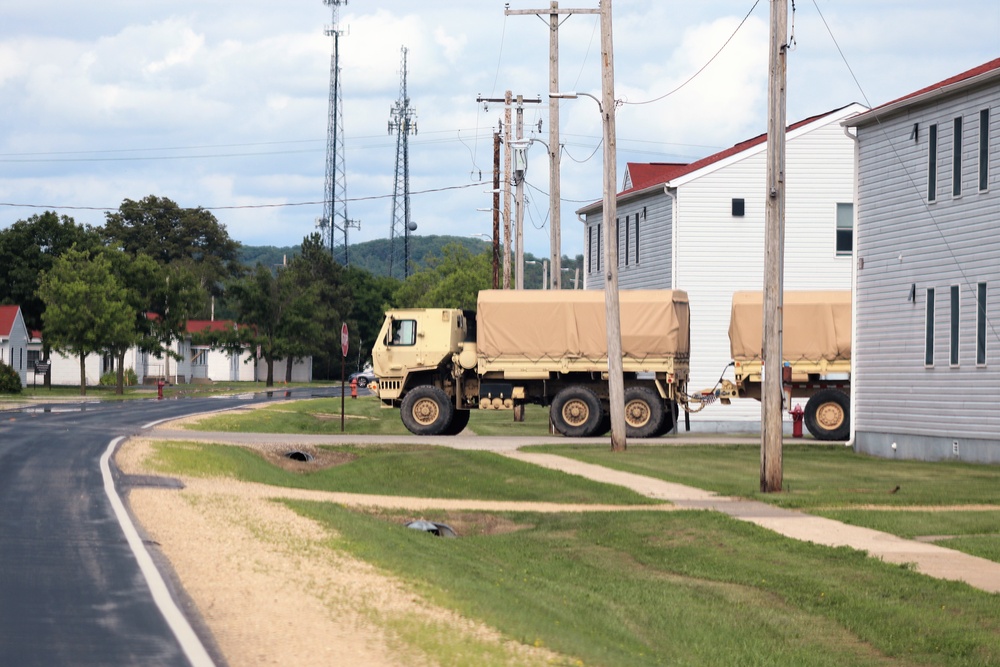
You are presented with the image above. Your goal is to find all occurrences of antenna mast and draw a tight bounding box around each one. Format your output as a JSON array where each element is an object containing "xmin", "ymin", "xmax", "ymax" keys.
[
  {"xmin": 388, "ymin": 46, "xmax": 418, "ymax": 279},
  {"xmin": 317, "ymin": 0, "xmax": 358, "ymax": 264}
]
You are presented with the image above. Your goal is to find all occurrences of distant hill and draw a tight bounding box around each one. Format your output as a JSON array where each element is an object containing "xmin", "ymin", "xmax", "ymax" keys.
[{"xmin": 240, "ymin": 235, "xmax": 583, "ymax": 288}]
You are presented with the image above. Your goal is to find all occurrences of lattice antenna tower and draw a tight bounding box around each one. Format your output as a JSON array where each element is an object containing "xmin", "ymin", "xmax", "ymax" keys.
[
  {"xmin": 387, "ymin": 46, "xmax": 418, "ymax": 279},
  {"xmin": 316, "ymin": 0, "xmax": 358, "ymax": 264}
]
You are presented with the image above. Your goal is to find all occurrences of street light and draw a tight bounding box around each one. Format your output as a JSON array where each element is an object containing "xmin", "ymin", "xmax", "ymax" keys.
[{"xmin": 551, "ymin": 80, "xmax": 626, "ymax": 451}]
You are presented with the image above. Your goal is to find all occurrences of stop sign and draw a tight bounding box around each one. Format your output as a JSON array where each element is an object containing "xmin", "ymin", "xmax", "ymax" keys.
[{"xmin": 341, "ymin": 323, "xmax": 349, "ymax": 357}]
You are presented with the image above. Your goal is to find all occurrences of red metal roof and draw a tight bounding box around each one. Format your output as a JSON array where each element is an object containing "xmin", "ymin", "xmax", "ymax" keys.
[
  {"xmin": 0, "ymin": 305, "xmax": 21, "ymax": 337},
  {"xmin": 623, "ymin": 162, "xmax": 690, "ymax": 193},
  {"xmin": 872, "ymin": 57, "xmax": 1000, "ymax": 114},
  {"xmin": 185, "ymin": 319, "xmax": 238, "ymax": 334}
]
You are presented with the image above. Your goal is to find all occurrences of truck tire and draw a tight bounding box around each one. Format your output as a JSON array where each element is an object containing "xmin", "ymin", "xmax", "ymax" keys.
[
  {"xmin": 442, "ymin": 409, "xmax": 471, "ymax": 435},
  {"xmin": 623, "ymin": 386, "xmax": 666, "ymax": 438},
  {"xmin": 804, "ymin": 389, "xmax": 850, "ymax": 441},
  {"xmin": 654, "ymin": 400, "xmax": 679, "ymax": 437},
  {"xmin": 551, "ymin": 386, "xmax": 603, "ymax": 437},
  {"xmin": 401, "ymin": 386, "xmax": 455, "ymax": 435}
]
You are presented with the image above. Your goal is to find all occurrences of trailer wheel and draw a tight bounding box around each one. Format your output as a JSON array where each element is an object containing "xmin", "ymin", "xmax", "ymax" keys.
[
  {"xmin": 804, "ymin": 389, "xmax": 850, "ymax": 441},
  {"xmin": 401, "ymin": 386, "xmax": 455, "ymax": 435},
  {"xmin": 623, "ymin": 386, "xmax": 666, "ymax": 438},
  {"xmin": 442, "ymin": 409, "xmax": 471, "ymax": 435},
  {"xmin": 551, "ymin": 386, "xmax": 603, "ymax": 437}
]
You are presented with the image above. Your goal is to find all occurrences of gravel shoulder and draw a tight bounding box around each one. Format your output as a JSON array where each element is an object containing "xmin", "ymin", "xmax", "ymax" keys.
[{"xmin": 116, "ymin": 436, "xmax": 574, "ymax": 667}]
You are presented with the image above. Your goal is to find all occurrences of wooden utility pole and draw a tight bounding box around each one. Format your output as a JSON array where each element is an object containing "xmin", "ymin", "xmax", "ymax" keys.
[
  {"xmin": 600, "ymin": 0, "xmax": 626, "ymax": 452},
  {"xmin": 505, "ymin": 2, "xmax": 599, "ymax": 289},
  {"xmin": 492, "ymin": 126, "xmax": 501, "ymax": 289},
  {"xmin": 515, "ymin": 96, "xmax": 526, "ymax": 289},
  {"xmin": 761, "ymin": 0, "xmax": 788, "ymax": 492},
  {"xmin": 503, "ymin": 90, "xmax": 513, "ymax": 289}
]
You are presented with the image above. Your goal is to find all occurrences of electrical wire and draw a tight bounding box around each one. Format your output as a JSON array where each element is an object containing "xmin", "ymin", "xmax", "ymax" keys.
[{"xmin": 624, "ymin": 0, "xmax": 762, "ymax": 106}]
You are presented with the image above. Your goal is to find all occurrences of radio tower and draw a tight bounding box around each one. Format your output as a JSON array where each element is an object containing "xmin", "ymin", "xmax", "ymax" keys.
[
  {"xmin": 317, "ymin": 0, "xmax": 358, "ymax": 264},
  {"xmin": 387, "ymin": 46, "xmax": 417, "ymax": 279}
]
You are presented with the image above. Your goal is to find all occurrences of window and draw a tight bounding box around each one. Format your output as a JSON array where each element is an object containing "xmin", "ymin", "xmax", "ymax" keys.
[
  {"xmin": 634, "ymin": 215, "xmax": 640, "ymax": 263},
  {"xmin": 597, "ymin": 223, "xmax": 602, "ymax": 271},
  {"xmin": 836, "ymin": 203, "xmax": 853, "ymax": 255},
  {"xmin": 953, "ymin": 117, "xmax": 964, "ymax": 197},
  {"xmin": 925, "ymin": 287, "xmax": 935, "ymax": 366},
  {"xmin": 950, "ymin": 285, "xmax": 960, "ymax": 366},
  {"xmin": 928, "ymin": 124, "xmax": 938, "ymax": 201},
  {"xmin": 978, "ymin": 282, "xmax": 988, "ymax": 365},
  {"xmin": 390, "ymin": 319, "xmax": 416, "ymax": 346},
  {"xmin": 732, "ymin": 198, "xmax": 745, "ymax": 216},
  {"xmin": 27, "ymin": 349, "xmax": 40, "ymax": 367},
  {"xmin": 980, "ymin": 109, "xmax": 990, "ymax": 191},
  {"xmin": 624, "ymin": 215, "xmax": 630, "ymax": 266},
  {"xmin": 587, "ymin": 226, "xmax": 593, "ymax": 273}
]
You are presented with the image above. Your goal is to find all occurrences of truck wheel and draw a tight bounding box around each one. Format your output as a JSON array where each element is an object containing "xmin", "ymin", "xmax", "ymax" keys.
[
  {"xmin": 623, "ymin": 386, "xmax": 666, "ymax": 438},
  {"xmin": 654, "ymin": 400, "xmax": 679, "ymax": 437},
  {"xmin": 804, "ymin": 389, "xmax": 850, "ymax": 441},
  {"xmin": 442, "ymin": 409, "xmax": 471, "ymax": 435},
  {"xmin": 401, "ymin": 386, "xmax": 455, "ymax": 435},
  {"xmin": 551, "ymin": 386, "xmax": 603, "ymax": 437}
]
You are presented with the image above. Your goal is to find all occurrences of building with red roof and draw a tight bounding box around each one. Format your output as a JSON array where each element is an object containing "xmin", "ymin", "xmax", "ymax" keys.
[
  {"xmin": 576, "ymin": 103, "xmax": 866, "ymax": 431},
  {"xmin": 0, "ymin": 305, "xmax": 29, "ymax": 387}
]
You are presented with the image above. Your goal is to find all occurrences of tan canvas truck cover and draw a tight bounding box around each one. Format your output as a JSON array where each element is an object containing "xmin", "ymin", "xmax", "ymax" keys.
[
  {"xmin": 728, "ymin": 290, "xmax": 851, "ymax": 362},
  {"xmin": 476, "ymin": 289, "xmax": 690, "ymax": 362}
]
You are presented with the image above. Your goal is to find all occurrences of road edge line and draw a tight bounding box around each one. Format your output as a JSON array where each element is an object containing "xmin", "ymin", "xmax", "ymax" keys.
[{"xmin": 101, "ymin": 436, "xmax": 216, "ymax": 667}]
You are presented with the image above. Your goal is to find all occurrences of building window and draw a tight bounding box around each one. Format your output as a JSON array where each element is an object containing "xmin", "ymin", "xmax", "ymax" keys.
[
  {"xmin": 978, "ymin": 282, "xmax": 988, "ymax": 365},
  {"xmin": 624, "ymin": 215, "xmax": 630, "ymax": 266},
  {"xmin": 950, "ymin": 285, "xmax": 960, "ymax": 366},
  {"xmin": 979, "ymin": 109, "xmax": 990, "ymax": 192},
  {"xmin": 27, "ymin": 349, "xmax": 40, "ymax": 367},
  {"xmin": 732, "ymin": 198, "xmax": 745, "ymax": 216},
  {"xmin": 597, "ymin": 223, "xmax": 602, "ymax": 272},
  {"xmin": 835, "ymin": 203, "xmax": 853, "ymax": 255},
  {"xmin": 928, "ymin": 124, "xmax": 938, "ymax": 202},
  {"xmin": 587, "ymin": 226, "xmax": 593, "ymax": 273},
  {"xmin": 925, "ymin": 287, "xmax": 935, "ymax": 366},
  {"xmin": 634, "ymin": 215, "xmax": 640, "ymax": 264},
  {"xmin": 953, "ymin": 117, "xmax": 963, "ymax": 197}
]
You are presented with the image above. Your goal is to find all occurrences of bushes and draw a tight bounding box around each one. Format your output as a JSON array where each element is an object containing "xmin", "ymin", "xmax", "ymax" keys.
[
  {"xmin": 99, "ymin": 367, "xmax": 138, "ymax": 387},
  {"xmin": 0, "ymin": 360, "xmax": 22, "ymax": 394}
]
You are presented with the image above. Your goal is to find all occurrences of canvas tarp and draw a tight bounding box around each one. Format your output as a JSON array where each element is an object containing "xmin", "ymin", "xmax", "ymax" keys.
[
  {"xmin": 476, "ymin": 289, "xmax": 690, "ymax": 361},
  {"xmin": 728, "ymin": 290, "xmax": 851, "ymax": 362}
]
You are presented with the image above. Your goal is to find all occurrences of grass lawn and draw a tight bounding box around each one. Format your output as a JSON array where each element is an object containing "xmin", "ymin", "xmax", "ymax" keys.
[
  {"xmin": 532, "ymin": 442, "xmax": 1000, "ymax": 563},
  {"xmin": 146, "ymin": 440, "xmax": 659, "ymax": 505},
  {"xmin": 185, "ymin": 394, "xmax": 557, "ymax": 436},
  {"xmin": 289, "ymin": 502, "xmax": 1000, "ymax": 667}
]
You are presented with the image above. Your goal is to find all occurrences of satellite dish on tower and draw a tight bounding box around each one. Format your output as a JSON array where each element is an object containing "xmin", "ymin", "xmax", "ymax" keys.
[{"xmin": 407, "ymin": 221, "xmax": 418, "ymax": 231}]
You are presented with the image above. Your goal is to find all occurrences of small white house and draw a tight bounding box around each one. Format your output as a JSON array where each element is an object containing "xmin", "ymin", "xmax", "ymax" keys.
[
  {"xmin": 0, "ymin": 305, "xmax": 29, "ymax": 387},
  {"xmin": 844, "ymin": 58, "xmax": 1000, "ymax": 463},
  {"xmin": 577, "ymin": 104, "xmax": 865, "ymax": 431}
]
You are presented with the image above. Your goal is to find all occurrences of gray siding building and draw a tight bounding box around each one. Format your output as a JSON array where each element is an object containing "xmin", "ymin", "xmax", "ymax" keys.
[{"xmin": 845, "ymin": 58, "xmax": 1000, "ymax": 463}]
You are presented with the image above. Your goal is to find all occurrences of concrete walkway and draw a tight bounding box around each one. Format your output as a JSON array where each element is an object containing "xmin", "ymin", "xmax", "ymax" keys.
[{"xmin": 148, "ymin": 428, "xmax": 1000, "ymax": 594}]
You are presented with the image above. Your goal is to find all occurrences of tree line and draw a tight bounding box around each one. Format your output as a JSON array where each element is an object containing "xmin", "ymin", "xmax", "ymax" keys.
[{"xmin": 3, "ymin": 195, "xmax": 588, "ymax": 393}]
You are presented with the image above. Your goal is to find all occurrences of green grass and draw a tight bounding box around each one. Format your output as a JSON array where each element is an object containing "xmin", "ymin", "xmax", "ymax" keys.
[
  {"xmin": 287, "ymin": 503, "xmax": 1000, "ymax": 667},
  {"xmin": 186, "ymin": 395, "xmax": 557, "ymax": 436},
  {"xmin": 146, "ymin": 440, "xmax": 660, "ymax": 505},
  {"xmin": 531, "ymin": 443, "xmax": 1000, "ymax": 509},
  {"xmin": 2, "ymin": 381, "xmax": 325, "ymax": 402}
]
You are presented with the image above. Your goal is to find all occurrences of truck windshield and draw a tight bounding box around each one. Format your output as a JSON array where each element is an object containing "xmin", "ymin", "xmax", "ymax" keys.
[{"xmin": 391, "ymin": 319, "xmax": 416, "ymax": 346}]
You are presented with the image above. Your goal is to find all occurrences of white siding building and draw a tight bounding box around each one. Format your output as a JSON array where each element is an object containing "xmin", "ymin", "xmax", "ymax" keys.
[
  {"xmin": 844, "ymin": 59, "xmax": 1000, "ymax": 463},
  {"xmin": 0, "ymin": 305, "xmax": 29, "ymax": 387},
  {"xmin": 578, "ymin": 104, "xmax": 865, "ymax": 430}
]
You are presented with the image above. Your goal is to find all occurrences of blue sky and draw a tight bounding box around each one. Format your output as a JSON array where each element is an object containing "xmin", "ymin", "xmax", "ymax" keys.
[{"xmin": 1, "ymin": 1, "xmax": 998, "ymax": 259}]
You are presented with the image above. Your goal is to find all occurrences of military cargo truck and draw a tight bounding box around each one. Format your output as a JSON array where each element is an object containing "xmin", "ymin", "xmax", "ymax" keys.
[
  {"xmin": 717, "ymin": 290, "xmax": 852, "ymax": 440},
  {"xmin": 372, "ymin": 289, "xmax": 691, "ymax": 437}
]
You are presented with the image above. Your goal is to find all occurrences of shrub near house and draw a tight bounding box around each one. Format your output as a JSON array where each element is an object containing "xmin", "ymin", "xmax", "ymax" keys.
[{"xmin": 0, "ymin": 360, "xmax": 22, "ymax": 394}]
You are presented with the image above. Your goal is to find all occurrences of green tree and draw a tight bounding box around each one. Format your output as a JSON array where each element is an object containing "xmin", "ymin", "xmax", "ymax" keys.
[
  {"xmin": 0, "ymin": 212, "xmax": 101, "ymax": 332},
  {"xmin": 38, "ymin": 248, "xmax": 133, "ymax": 395},
  {"xmin": 103, "ymin": 195, "xmax": 242, "ymax": 307},
  {"xmin": 343, "ymin": 265, "xmax": 399, "ymax": 371},
  {"xmin": 394, "ymin": 243, "xmax": 491, "ymax": 310}
]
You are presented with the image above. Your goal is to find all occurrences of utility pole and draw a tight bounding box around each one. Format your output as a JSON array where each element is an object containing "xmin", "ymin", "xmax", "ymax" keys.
[
  {"xmin": 492, "ymin": 125, "xmax": 501, "ymax": 289},
  {"xmin": 761, "ymin": 0, "xmax": 788, "ymax": 492},
  {"xmin": 477, "ymin": 92, "xmax": 541, "ymax": 289},
  {"xmin": 600, "ymin": 0, "xmax": 626, "ymax": 452},
  {"xmin": 506, "ymin": 2, "xmax": 599, "ymax": 289}
]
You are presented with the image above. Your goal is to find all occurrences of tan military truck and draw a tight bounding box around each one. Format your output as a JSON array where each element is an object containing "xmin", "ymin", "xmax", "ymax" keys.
[
  {"xmin": 372, "ymin": 289, "xmax": 691, "ymax": 437},
  {"xmin": 719, "ymin": 290, "xmax": 852, "ymax": 440}
]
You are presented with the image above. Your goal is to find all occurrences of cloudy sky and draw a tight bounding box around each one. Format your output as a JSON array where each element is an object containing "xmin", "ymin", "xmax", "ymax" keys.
[{"xmin": 1, "ymin": 1, "xmax": 998, "ymax": 261}]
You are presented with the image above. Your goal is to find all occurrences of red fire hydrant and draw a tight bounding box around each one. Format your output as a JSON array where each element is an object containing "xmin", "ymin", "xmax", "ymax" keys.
[
  {"xmin": 350, "ymin": 377, "xmax": 358, "ymax": 399},
  {"xmin": 157, "ymin": 380, "xmax": 165, "ymax": 400},
  {"xmin": 791, "ymin": 403, "xmax": 804, "ymax": 438}
]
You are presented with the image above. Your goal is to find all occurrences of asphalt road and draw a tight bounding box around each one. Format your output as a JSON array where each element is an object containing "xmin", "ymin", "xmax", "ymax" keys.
[{"xmin": 0, "ymin": 386, "xmax": 341, "ymax": 667}]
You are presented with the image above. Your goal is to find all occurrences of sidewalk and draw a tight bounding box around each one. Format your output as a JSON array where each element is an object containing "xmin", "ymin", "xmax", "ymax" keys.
[{"xmin": 147, "ymin": 428, "xmax": 1000, "ymax": 594}]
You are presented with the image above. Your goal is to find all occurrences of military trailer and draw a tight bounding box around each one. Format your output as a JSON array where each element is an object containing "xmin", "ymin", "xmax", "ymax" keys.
[
  {"xmin": 372, "ymin": 289, "xmax": 691, "ymax": 437},
  {"xmin": 718, "ymin": 290, "xmax": 852, "ymax": 440}
]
